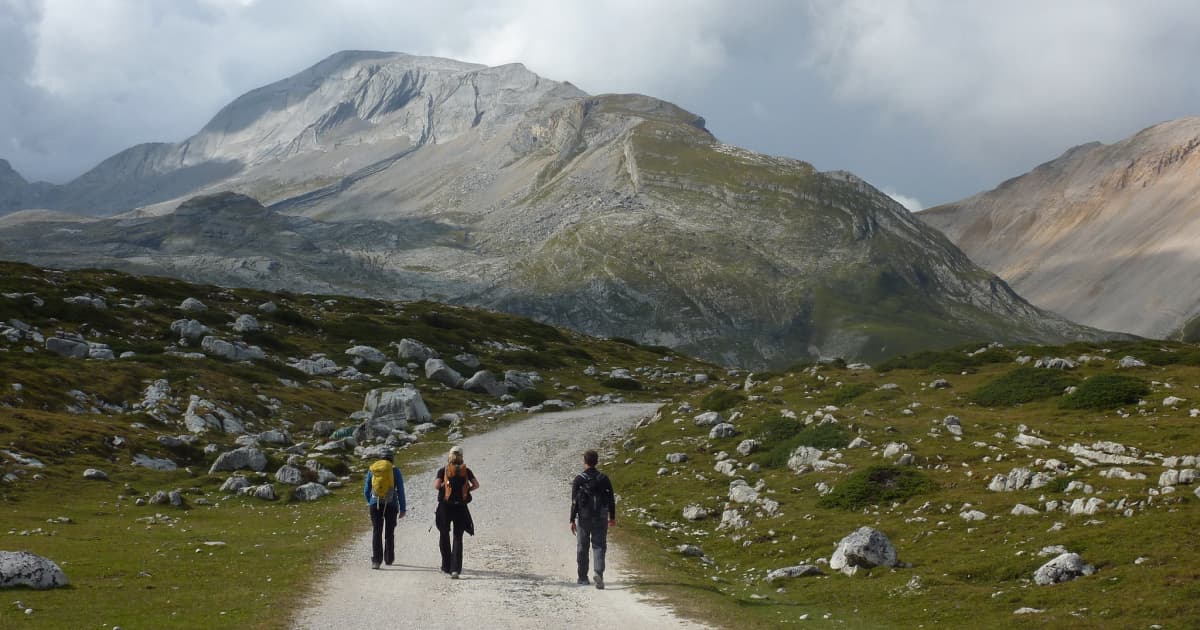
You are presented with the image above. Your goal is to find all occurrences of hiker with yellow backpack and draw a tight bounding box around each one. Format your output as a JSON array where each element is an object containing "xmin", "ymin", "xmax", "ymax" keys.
[
  {"xmin": 363, "ymin": 448, "xmax": 407, "ymax": 570},
  {"xmin": 433, "ymin": 445, "xmax": 479, "ymax": 578}
]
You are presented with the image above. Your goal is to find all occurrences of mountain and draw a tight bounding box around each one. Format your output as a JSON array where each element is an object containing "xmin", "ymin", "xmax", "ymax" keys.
[
  {"xmin": 920, "ymin": 118, "xmax": 1200, "ymax": 341},
  {"xmin": 0, "ymin": 51, "xmax": 1112, "ymax": 366}
]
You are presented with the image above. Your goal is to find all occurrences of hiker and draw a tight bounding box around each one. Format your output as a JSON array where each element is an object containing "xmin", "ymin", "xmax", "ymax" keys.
[
  {"xmin": 363, "ymin": 448, "xmax": 407, "ymax": 570},
  {"xmin": 570, "ymin": 449, "xmax": 616, "ymax": 589},
  {"xmin": 434, "ymin": 445, "xmax": 479, "ymax": 578}
]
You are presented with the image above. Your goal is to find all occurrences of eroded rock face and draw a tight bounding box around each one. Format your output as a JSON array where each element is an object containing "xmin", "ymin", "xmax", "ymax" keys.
[
  {"xmin": 829, "ymin": 527, "xmax": 899, "ymax": 576},
  {"xmin": 0, "ymin": 551, "xmax": 69, "ymax": 589}
]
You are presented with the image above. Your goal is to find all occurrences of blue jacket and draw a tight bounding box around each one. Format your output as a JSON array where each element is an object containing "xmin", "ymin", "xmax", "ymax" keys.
[{"xmin": 363, "ymin": 466, "xmax": 407, "ymax": 512}]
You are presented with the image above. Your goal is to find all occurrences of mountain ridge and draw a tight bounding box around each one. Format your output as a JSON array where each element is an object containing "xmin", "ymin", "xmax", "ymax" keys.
[
  {"xmin": 920, "ymin": 116, "xmax": 1200, "ymax": 340},
  {"xmin": 0, "ymin": 51, "xmax": 1117, "ymax": 366}
]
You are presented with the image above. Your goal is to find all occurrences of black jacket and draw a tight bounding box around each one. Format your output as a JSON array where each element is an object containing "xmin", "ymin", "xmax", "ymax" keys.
[{"xmin": 570, "ymin": 467, "xmax": 615, "ymax": 522}]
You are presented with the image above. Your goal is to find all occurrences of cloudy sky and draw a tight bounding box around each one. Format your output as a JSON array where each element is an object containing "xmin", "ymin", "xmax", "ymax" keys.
[{"xmin": 3, "ymin": 0, "xmax": 1200, "ymax": 209}]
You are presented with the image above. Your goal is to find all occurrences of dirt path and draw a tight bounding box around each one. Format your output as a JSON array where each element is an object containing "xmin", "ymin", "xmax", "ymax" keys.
[{"xmin": 294, "ymin": 403, "xmax": 711, "ymax": 630}]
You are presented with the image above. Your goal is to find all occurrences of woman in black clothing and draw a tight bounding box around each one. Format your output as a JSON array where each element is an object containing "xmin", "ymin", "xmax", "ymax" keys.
[{"xmin": 434, "ymin": 445, "xmax": 479, "ymax": 578}]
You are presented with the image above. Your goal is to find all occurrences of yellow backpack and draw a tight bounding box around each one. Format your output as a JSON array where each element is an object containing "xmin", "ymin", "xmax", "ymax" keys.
[{"xmin": 369, "ymin": 460, "xmax": 396, "ymax": 511}]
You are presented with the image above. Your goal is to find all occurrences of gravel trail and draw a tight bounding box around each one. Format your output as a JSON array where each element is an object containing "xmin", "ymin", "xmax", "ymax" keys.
[{"xmin": 294, "ymin": 403, "xmax": 711, "ymax": 630}]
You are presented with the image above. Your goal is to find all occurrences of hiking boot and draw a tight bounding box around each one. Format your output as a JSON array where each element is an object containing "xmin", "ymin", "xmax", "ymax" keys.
[
  {"xmin": 371, "ymin": 562, "xmax": 381, "ymax": 570},
  {"xmin": 594, "ymin": 574, "xmax": 604, "ymax": 590},
  {"xmin": 450, "ymin": 571, "xmax": 460, "ymax": 579},
  {"xmin": 576, "ymin": 576, "xmax": 590, "ymax": 585}
]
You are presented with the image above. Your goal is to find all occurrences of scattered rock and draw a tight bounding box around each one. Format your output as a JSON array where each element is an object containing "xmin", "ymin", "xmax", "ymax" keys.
[
  {"xmin": 219, "ymin": 476, "xmax": 251, "ymax": 493},
  {"xmin": 200, "ymin": 336, "xmax": 265, "ymax": 362},
  {"xmin": 0, "ymin": 551, "xmax": 69, "ymax": 589},
  {"xmin": 82, "ymin": 468, "xmax": 108, "ymax": 481},
  {"xmin": 709, "ymin": 423, "xmax": 738, "ymax": 439},
  {"xmin": 208, "ymin": 446, "xmax": 268, "ymax": 474},
  {"xmin": 45, "ymin": 336, "xmax": 89, "ymax": 359},
  {"xmin": 131, "ymin": 454, "xmax": 177, "ymax": 471},
  {"xmin": 693, "ymin": 411, "xmax": 723, "ymax": 427},
  {"xmin": 425, "ymin": 358, "xmax": 465, "ymax": 388},
  {"xmin": 1034, "ymin": 552, "xmax": 1095, "ymax": 585},
  {"xmin": 170, "ymin": 319, "xmax": 210, "ymax": 342},
  {"xmin": 829, "ymin": 527, "xmax": 899, "ymax": 576},
  {"xmin": 678, "ymin": 544, "xmax": 705, "ymax": 557},
  {"xmin": 1117, "ymin": 356, "xmax": 1146, "ymax": 369},
  {"xmin": 293, "ymin": 482, "xmax": 331, "ymax": 501},
  {"xmin": 179, "ymin": 298, "xmax": 207, "ymax": 312},
  {"xmin": 345, "ymin": 345, "xmax": 387, "ymax": 364},
  {"xmin": 766, "ymin": 565, "xmax": 824, "ymax": 581},
  {"xmin": 363, "ymin": 387, "xmax": 431, "ymax": 428},
  {"xmin": 931, "ymin": 379, "xmax": 951, "ymax": 389},
  {"xmin": 463, "ymin": 370, "xmax": 507, "ymax": 397},
  {"xmin": 232, "ymin": 314, "xmax": 261, "ymax": 333},
  {"xmin": 666, "ymin": 453, "xmax": 687, "ymax": 464},
  {"xmin": 682, "ymin": 505, "xmax": 709, "ymax": 521},
  {"xmin": 736, "ymin": 439, "xmax": 759, "ymax": 456},
  {"xmin": 274, "ymin": 465, "xmax": 305, "ymax": 485},
  {"xmin": 396, "ymin": 338, "xmax": 437, "ymax": 362}
]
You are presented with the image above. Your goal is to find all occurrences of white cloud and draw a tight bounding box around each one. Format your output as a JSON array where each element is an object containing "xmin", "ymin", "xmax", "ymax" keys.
[
  {"xmin": 882, "ymin": 187, "xmax": 922, "ymax": 212},
  {"xmin": 804, "ymin": 0, "xmax": 1200, "ymax": 165}
]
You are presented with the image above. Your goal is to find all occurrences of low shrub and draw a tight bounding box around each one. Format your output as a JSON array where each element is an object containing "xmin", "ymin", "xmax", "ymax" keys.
[
  {"xmin": 971, "ymin": 367, "xmax": 1078, "ymax": 407},
  {"xmin": 515, "ymin": 388, "xmax": 547, "ymax": 407},
  {"xmin": 700, "ymin": 389, "xmax": 746, "ymax": 411},
  {"xmin": 496, "ymin": 350, "xmax": 565, "ymax": 370},
  {"xmin": 602, "ymin": 377, "xmax": 642, "ymax": 390},
  {"xmin": 818, "ymin": 465, "xmax": 935, "ymax": 510},
  {"xmin": 759, "ymin": 422, "xmax": 852, "ymax": 469},
  {"xmin": 831, "ymin": 383, "xmax": 872, "ymax": 406},
  {"xmin": 1061, "ymin": 374, "xmax": 1150, "ymax": 409}
]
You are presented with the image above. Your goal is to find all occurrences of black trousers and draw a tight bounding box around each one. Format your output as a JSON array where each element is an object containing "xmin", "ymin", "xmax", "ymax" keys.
[
  {"xmin": 369, "ymin": 502, "xmax": 398, "ymax": 564},
  {"xmin": 576, "ymin": 515, "xmax": 608, "ymax": 579},
  {"xmin": 437, "ymin": 503, "xmax": 470, "ymax": 573}
]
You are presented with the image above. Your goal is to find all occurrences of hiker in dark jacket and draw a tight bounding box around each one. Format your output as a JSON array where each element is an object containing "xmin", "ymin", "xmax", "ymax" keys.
[
  {"xmin": 570, "ymin": 449, "xmax": 616, "ymax": 589},
  {"xmin": 434, "ymin": 445, "xmax": 479, "ymax": 578},
  {"xmin": 363, "ymin": 448, "xmax": 407, "ymax": 570}
]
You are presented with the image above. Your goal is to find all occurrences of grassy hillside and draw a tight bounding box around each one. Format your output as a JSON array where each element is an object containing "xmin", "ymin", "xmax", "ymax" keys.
[
  {"xmin": 0, "ymin": 261, "xmax": 712, "ymax": 628},
  {"xmin": 608, "ymin": 341, "xmax": 1200, "ymax": 628}
]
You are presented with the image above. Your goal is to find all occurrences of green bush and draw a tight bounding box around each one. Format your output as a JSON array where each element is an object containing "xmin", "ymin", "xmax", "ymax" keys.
[
  {"xmin": 602, "ymin": 377, "xmax": 642, "ymax": 390},
  {"xmin": 515, "ymin": 388, "xmax": 547, "ymax": 407},
  {"xmin": 758, "ymin": 422, "xmax": 852, "ymax": 469},
  {"xmin": 971, "ymin": 367, "xmax": 1078, "ymax": 407},
  {"xmin": 1060, "ymin": 374, "xmax": 1150, "ymax": 409},
  {"xmin": 1043, "ymin": 476, "xmax": 1071, "ymax": 493},
  {"xmin": 495, "ymin": 350, "xmax": 565, "ymax": 369},
  {"xmin": 877, "ymin": 346, "xmax": 1013, "ymax": 374},
  {"xmin": 818, "ymin": 465, "xmax": 935, "ymax": 510},
  {"xmin": 831, "ymin": 383, "xmax": 872, "ymax": 406},
  {"xmin": 700, "ymin": 389, "xmax": 746, "ymax": 411}
]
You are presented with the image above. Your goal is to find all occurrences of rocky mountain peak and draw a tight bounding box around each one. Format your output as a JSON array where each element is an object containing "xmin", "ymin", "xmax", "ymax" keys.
[{"xmin": 920, "ymin": 115, "xmax": 1200, "ymax": 340}]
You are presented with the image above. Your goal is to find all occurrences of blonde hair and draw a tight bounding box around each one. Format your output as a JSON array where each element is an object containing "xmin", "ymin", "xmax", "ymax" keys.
[{"xmin": 448, "ymin": 446, "xmax": 464, "ymax": 465}]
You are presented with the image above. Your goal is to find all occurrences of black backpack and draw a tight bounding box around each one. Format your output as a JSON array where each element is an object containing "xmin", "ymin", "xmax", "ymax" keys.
[{"xmin": 575, "ymin": 471, "xmax": 609, "ymax": 518}]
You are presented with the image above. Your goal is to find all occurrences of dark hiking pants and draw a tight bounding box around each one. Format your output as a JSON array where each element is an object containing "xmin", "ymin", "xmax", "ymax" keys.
[
  {"xmin": 438, "ymin": 504, "xmax": 469, "ymax": 573},
  {"xmin": 576, "ymin": 516, "xmax": 608, "ymax": 579},
  {"xmin": 369, "ymin": 502, "xmax": 398, "ymax": 564}
]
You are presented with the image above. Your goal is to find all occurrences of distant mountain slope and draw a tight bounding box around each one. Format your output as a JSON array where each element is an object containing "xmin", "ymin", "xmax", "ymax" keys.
[
  {"xmin": 920, "ymin": 118, "xmax": 1200, "ymax": 340},
  {"xmin": 0, "ymin": 52, "xmax": 1114, "ymax": 366}
]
